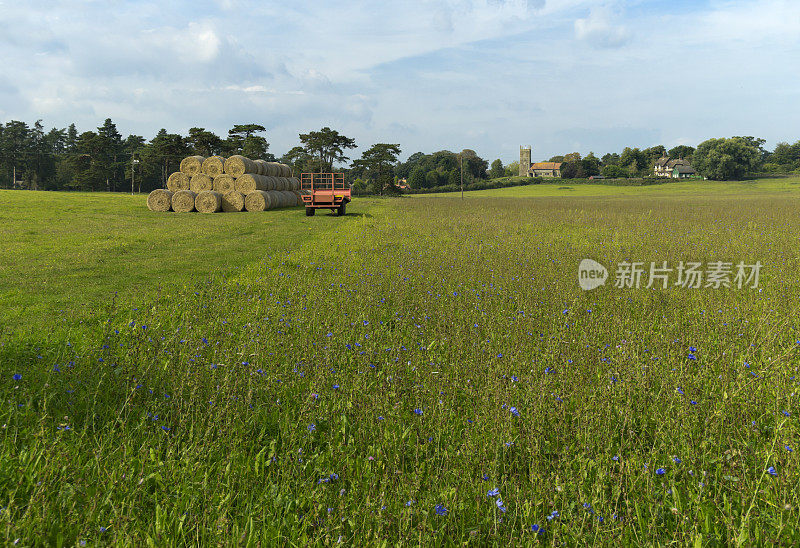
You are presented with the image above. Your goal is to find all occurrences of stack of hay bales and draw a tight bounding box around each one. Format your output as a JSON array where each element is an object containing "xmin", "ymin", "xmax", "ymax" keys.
[{"xmin": 148, "ymin": 154, "xmax": 304, "ymax": 212}]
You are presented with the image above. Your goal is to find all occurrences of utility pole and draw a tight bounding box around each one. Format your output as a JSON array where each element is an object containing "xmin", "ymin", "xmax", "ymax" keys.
[{"xmin": 131, "ymin": 155, "xmax": 139, "ymax": 195}]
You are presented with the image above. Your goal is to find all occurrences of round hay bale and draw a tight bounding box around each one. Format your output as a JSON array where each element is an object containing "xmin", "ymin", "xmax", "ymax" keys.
[
  {"xmin": 213, "ymin": 174, "xmax": 236, "ymax": 194},
  {"xmin": 147, "ymin": 189, "xmax": 173, "ymax": 211},
  {"xmin": 286, "ymin": 177, "xmax": 300, "ymax": 191},
  {"xmin": 280, "ymin": 190, "xmax": 297, "ymax": 207},
  {"xmin": 172, "ymin": 190, "xmax": 197, "ymax": 213},
  {"xmin": 167, "ymin": 172, "xmax": 191, "ymax": 192},
  {"xmin": 180, "ymin": 156, "xmax": 205, "ymax": 176},
  {"xmin": 195, "ymin": 190, "xmax": 222, "ymax": 213},
  {"xmin": 291, "ymin": 190, "xmax": 302, "ymax": 206},
  {"xmin": 221, "ymin": 191, "xmax": 245, "ymax": 212},
  {"xmin": 201, "ymin": 156, "xmax": 226, "ymax": 177},
  {"xmin": 253, "ymin": 159, "xmax": 269, "ymax": 176},
  {"xmin": 264, "ymin": 162, "xmax": 280, "ymax": 177},
  {"xmin": 245, "ymin": 190, "xmax": 271, "ymax": 212},
  {"xmin": 224, "ymin": 155, "xmax": 258, "ymax": 177},
  {"xmin": 266, "ymin": 191, "xmax": 284, "ymax": 209},
  {"xmin": 190, "ymin": 173, "xmax": 214, "ymax": 193},
  {"xmin": 235, "ymin": 174, "xmax": 270, "ymax": 193}
]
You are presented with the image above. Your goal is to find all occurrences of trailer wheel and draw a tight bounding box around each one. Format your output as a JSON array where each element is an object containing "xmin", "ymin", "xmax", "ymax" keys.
[
  {"xmin": 305, "ymin": 207, "xmax": 315, "ymax": 216},
  {"xmin": 337, "ymin": 203, "xmax": 346, "ymax": 216}
]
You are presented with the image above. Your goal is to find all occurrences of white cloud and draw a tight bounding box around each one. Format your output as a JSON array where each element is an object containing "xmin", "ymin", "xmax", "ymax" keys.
[{"xmin": 574, "ymin": 6, "xmax": 630, "ymax": 48}]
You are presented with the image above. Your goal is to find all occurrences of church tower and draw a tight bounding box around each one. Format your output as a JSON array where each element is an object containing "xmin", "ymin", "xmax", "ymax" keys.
[{"xmin": 519, "ymin": 146, "xmax": 531, "ymax": 177}]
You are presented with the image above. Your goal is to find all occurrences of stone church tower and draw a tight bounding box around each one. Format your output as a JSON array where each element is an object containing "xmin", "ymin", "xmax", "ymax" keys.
[{"xmin": 519, "ymin": 146, "xmax": 531, "ymax": 176}]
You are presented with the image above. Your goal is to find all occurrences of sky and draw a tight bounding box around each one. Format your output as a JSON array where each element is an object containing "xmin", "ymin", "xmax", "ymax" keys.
[{"xmin": 1, "ymin": 0, "xmax": 799, "ymax": 164}]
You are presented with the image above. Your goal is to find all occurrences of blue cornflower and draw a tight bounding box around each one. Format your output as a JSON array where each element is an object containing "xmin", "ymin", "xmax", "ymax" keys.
[
  {"xmin": 677, "ymin": 386, "xmax": 685, "ymax": 395},
  {"xmin": 326, "ymin": 332, "xmax": 332, "ymax": 337},
  {"xmin": 782, "ymin": 410, "xmax": 790, "ymax": 417},
  {"xmin": 612, "ymin": 455, "xmax": 619, "ymax": 461},
  {"xmin": 161, "ymin": 426, "xmax": 170, "ymax": 432},
  {"xmin": 487, "ymin": 488, "xmax": 500, "ymax": 497},
  {"xmin": 767, "ymin": 466, "xmax": 777, "ymax": 477},
  {"xmin": 406, "ymin": 500, "xmax": 414, "ymax": 507},
  {"xmin": 496, "ymin": 499, "xmax": 507, "ymax": 513},
  {"xmin": 656, "ymin": 468, "xmax": 666, "ymax": 476},
  {"xmin": 691, "ymin": 400, "xmax": 698, "ymax": 405},
  {"xmin": 689, "ymin": 346, "xmax": 697, "ymax": 352},
  {"xmin": 673, "ymin": 457, "xmax": 682, "ymax": 464},
  {"xmin": 687, "ymin": 354, "xmax": 697, "ymax": 360},
  {"xmin": 12, "ymin": 374, "xmax": 21, "ymax": 381},
  {"xmin": 510, "ymin": 407, "xmax": 520, "ymax": 417},
  {"xmin": 547, "ymin": 510, "xmax": 559, "ymax": 521},
  {"xmin": 434, "ymin": 504, "xmax": 448, "ymax": 516},
  {"xmin": 330, "ymin": 473, "xmax": 339, "ymax": 481},
  {"xmin": 414, "ymin": 408, "xmax": 423, "ymax": 415},
  {"xmin": 308, "ymin": 424, "xmax": 316, "ymax": 432},
  {"xmin": 332, "ymin": 384, "xmax": 339, "ymax": 390},
  {"xmin": 786, "ymin": 446, "xmax": 793, "ymax": 452},
  {"xmin": 482, "ymin": 474, "xmax": 490, "ymax": 481},
  {"xmin": 531, "ymin": 524, "xmax": 543, "ymax": 534}
]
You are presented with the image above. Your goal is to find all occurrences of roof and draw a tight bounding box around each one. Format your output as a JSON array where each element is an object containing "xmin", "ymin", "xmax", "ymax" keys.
[
  {"xmin": 654, "ymin": 156, "xmax": 671, "ymax": 167},
  {"xmin": 674, "ymin": 165, "xmax": 697, "ymax": 174},
  {"xmin": 529, "ymin": 162, "xmax": 562, "ymax": 170}
]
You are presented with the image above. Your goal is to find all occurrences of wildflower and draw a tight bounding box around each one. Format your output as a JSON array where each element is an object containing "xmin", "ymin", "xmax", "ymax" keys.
[
  {"xmin": 481, "ymin": 474, "xmax": 490, "ymax": 481},
  {"xmin": 687, "ymin": 354, "xmax": 697, "ymax": 360},
  {"xmin": 510, "ymin": 407, "xmax": 520, "ymax": 417},
  {"xmin": 689, "ymin": 346, "xmax": 697, "ymax": 352},
  {"xmin": 782, "ymin": 410, "xmax": 790, "ymax": 417},
  {"xmin": 531, "ymin": 524, "xmax": 543, "ymax": 534},
  {"xmin": 414, "ymin": 408, "xmax": 423, "ymax": 415},
  {"xmin": 656, "ymin": 468, "xmax": 666, "ymax": 476},
  {"xmin": 673, "ymin": 457, "xmax": 682, "ymax": 464},
  {"xmin": 767, "ymin": 466, "xmax": 777, "ymax": 477},
  {"xmin": 308, "ymin": 424, "xmax": 316, "ymax": 432},
  {"xmin": 612, "ymin": 456, "xmax": 619, "ymax": 461},
  {"xmin": 406, "ymin": 500, "xmax": 414, "ymax": 507},
  {"xmin": 785, "ymin": 446, "xmax": 793, "ymax": 452},
  {"xmin": 690, "ymin": 400, "xmax": 698, "ymax": 405},
  {"xmin": 434, "ymin": 504, "xmax": 448, "ymax": 516},
  {"xmin": 677, "ymin": 387, "xmax": 685, "ymax": 395},
  {"xmin": 487, "ymin": 488, "xmax": 500, "ymax": 497},
  {"xmin": 547, "ymin": 510, "xmax": 559, "ymax": 521},
  {"xmin": 332, "ymin": 384, "xmax": 339, "ymax": 390},
  {"xmin": 12, "ymin": 374, "xmax": 21, "ymax": 381},
  {"xmin": 496, "ymin": 499, "xmax": 507, "ymax": 512}
]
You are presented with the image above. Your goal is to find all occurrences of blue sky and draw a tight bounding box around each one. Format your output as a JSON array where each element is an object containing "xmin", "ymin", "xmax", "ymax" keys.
[{"xmin": 1, "ymin": 0, "xmax": 798, "ymax": 163}]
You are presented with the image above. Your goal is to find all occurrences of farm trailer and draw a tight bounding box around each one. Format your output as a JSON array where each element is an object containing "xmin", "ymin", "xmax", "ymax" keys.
[{"xmin": 300, "ymin": 173, "xmax": 351, "ymax": 216}]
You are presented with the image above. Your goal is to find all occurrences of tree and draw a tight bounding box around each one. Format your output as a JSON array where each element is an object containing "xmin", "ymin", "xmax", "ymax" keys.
[
  {"xmin": 602, "ymin": 165, "xmax": 628, "ymax": 178},
  {"xmin": 668, "ymin": 145, "xmax": 695, "ymax": 160},
  {"xmin": 505, "ymin": 161, "xmax": 520, "ymax": 177},
  {"xmin": 490, "ymin": 159, "xmax": 505, "ymax": 179},
  {"xmin": 298, "ymin": 127, "xmax": 356, "ymax": 172},
  {"xmin": 187, "ymin": 127, "xmax": 225, "ymax": 157},
  {"xmin": 693, "ymin": 137, "xmax": 763, "ymax": 180},
  {"xmin": 96, "ymin": 118, "xmax": 124, "ymax": 191},
  {"xmin": 1, "ymin": 120, "xmax": 31, "ymax": 188},
  {"xmin": 408, "ymin": 166, "xmax": 426, "ymax": 189},
  {"xmin": 620, "ymin": 147, "xmax": 648, "ymax": 174},
  {"xmin": 351, "ymin": 143, "xmax": 402, "ymax": 196},
  {"xmin": 549, "ymin": 155, "xmax": 565, "ymax": 163},
  {"xmin": 581, "ymin": 152, "xmax": 600, "ymax": 177},
  {"xmin": 447, "ymin": 168, "xmax": 460, "ymax": 187},
  {"xmin": 395, "ymin": 152, "xmax": 426, "ymax": 180},
  {"xmin": 281, "ymin": 146, "xmax": 313, "ymax": 175},
  {"xmin": 227, "ymin": 124, "xmax": 267, "ymax": 155},
  {"xmin": 139, "ymin": 129, "xmax": 189, "ymax": 191},
  {"xmin": 643, "ymin": 145, "xmax": 667, "ymax": 164},
  {"xmin": 560, "ymin": 161, "xmax": 585, "ymax": 179},
  {"xmin": 601, "ymin": 152, "xmax": 620, "ymax": 166},
  {"xmin": 563, "ymin": 152, "xmax": 581, "ymax": 163}
]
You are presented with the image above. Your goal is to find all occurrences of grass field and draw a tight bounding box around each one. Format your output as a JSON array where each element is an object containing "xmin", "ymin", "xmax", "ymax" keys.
[{"xmin": 2, "ymin": 179, "xmax": 800, "ymax": 545}]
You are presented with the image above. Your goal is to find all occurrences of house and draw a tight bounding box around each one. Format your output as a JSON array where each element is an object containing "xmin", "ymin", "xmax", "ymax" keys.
[
  {"xmin": 654, "ymin": 156, "xmax": 695, "ymax": 178},
  {"xmin": 672, "ymin": 165, "xmax": 698, "ymax": 179},
  {"xmin": 528, "ymin": 162, "xmax": 562, "ymax": 178}
]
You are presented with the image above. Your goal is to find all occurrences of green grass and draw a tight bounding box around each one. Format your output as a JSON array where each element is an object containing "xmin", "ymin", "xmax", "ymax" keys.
[{"xmin": 2, "ymin": 185, "xmax": 800, "ymax": 545}]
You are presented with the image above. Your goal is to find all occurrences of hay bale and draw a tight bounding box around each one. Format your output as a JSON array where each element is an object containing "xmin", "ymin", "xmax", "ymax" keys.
[
  {"xmin": 253, "ymin": 159, "xmax": 269, "ymax": 176},
  {"xmin": 147, "ymin": 189, "xmax": 173, "ymax": 211},
  {"xmin": 195, "ymin": 190, "xmax": 222, "ymax": 213},
  {"xmin": 222, "ymin": 191, "xmax": 245, "ymax": 212},
  {"xmin": 224, "ymin": 155, "xmax": 259, "ymax": 177},
  {"xmin": 213, "ymin": 174, "xmax": 236, "ymax": 194},
  {"xmin": 180, "ymin": 156, "xmax": 205, "ymax": 176},
  {"xmin": 172, "ymin": 190, "xmax": 197, "ymax": 212},
  {"xmin": 190, "ymin": 173, "xmax": 214, "ymax": 193},
  {"xmin": 265, "ymin": 191, "xmax": 284, "ymax": 209},
  {"xmin": 167, "ymin": 172, "xmax": 190, "ymax": 192},
  {"xmin": 235, "ymin": 174, "xmax": 270, "ymax": 193},
  {"xmin": 281, "ymin": 164, "xmax": 293, "ymax": 177},
  {"xmin": 280, "ymin": 190, "xmax": 298, "ymax": 207},
  {"xmin": 201, "ymin": 156, "xmax": 226, "ymax": 177},
  {"xmin": 263, "ymin": 162, "xmax": 279, "ymax": 177},
  {"xmin": 286, "ymin": 177, "xmax": 300, "ymax": 191},
  {"xmin": 245, "ymin": 190, "xmax": 272, "ymax": 211}
]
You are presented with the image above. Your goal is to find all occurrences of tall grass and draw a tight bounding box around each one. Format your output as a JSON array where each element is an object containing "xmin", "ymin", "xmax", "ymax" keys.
[{"xmin": 1, "ymin": 191, "xmax": 799, "ymax": 545}]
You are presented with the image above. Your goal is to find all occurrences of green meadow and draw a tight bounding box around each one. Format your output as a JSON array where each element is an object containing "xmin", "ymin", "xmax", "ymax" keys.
[{"xmin": 1, "ymin": 178, "xmax": 800, "ymax": 545}]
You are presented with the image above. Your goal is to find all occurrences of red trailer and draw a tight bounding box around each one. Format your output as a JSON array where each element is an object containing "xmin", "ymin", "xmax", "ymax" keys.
[{"xmin": 300, "ymin": 173, "xmax": 351, "ymax": 216}]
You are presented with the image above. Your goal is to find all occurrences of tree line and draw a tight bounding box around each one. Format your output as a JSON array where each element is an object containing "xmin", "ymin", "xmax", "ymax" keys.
[
  {"xmin": 0, "ymin": 119, "xmax": 404, "ymax": 194},
  {"xmin": 2, "ymin": 118, "xmax": 799, "ymax": 193}
]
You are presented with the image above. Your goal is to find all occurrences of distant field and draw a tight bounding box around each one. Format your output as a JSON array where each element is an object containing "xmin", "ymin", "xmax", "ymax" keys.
[
  {"xmin": 2, "ymin": 185, "xmax": 800, "ymax": 545},
  {"xmin": 0, "ymin": 190, "xmax": 384, "ymax": 334},
  {"xmin": 421, "ymin": 175, "xmax": 800, "ymax": 197}
]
